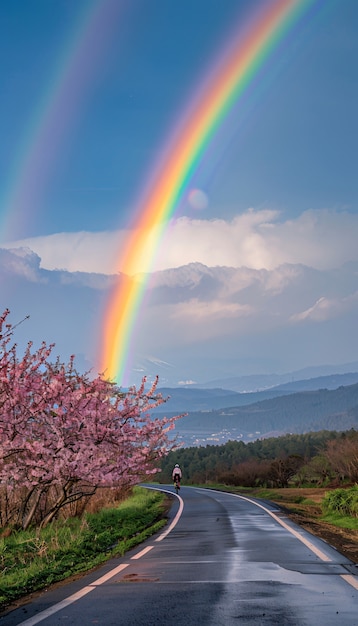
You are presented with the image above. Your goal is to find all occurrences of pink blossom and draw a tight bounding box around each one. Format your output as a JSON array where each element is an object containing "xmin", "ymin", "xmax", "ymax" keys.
[{"xmin": 0, "ymin": 310, "xmax": 182, "ymax": 529}]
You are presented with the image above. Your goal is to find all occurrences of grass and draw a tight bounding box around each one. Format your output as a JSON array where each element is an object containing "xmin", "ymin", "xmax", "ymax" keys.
[
  {"xmin": 321, "ymin": 512, "xmax": 358, "ymax": 530},
  {"xmin": 0, "ymin": 487, "xmax": 167, "ymax": 612}
]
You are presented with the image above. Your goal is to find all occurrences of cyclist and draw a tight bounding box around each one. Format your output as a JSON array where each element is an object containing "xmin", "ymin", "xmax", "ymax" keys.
[{"xmin": 172, "ymin": 463, "xmax": 182, "ymax": 490}]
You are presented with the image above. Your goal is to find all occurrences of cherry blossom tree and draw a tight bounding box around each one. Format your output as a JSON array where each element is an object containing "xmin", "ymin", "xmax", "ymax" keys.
[{"xmin": 0, "ymin": 310, "xmax": 180, "ymax": 529}]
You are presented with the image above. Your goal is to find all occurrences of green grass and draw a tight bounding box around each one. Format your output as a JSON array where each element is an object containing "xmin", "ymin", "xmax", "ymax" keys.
[
  {"xmin": 0, "ymin": 487, "xmax": 167, "ymax": 611},
  {"xmin": 321, "ymin": 512, "xmax": 358, "ymax": 530},
  {"xmin": 322, "ymin": 486, "xmax": 358, "ymax": 517}
]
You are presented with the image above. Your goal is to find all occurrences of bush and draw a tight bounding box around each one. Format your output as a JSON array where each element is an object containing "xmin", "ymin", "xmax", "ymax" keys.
[{"xmin": 322, "ymin": 485, "xmax": 358, "ymax": 517}]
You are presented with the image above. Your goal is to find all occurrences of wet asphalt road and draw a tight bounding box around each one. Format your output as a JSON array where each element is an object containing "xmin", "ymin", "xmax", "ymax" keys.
[{"xmin": 1, "ymin": 485, "xmax": 357, "ymax": 625}]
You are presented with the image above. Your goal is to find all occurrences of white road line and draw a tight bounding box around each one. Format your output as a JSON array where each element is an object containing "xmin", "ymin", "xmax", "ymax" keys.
[
  {"xmin": 196, "ymin": 487, "xmax": 358, "ymax": 592},
  {"xmin": 16, "ymin": 563, "xmax": 131, "ymax": 625},
  {"xmin": 238, "ymin": 494, "xmax": 332, "ymax": 562},
  {"xmin": 15, "ymin": 587, "xmax": 95, "ymax": 626},
  {"xmin": 142, "ymin": 485, "xmax": 184, "ymax": 541},
  {"xmin": 156, "ymin": 493, "xmax": 184, "ymax": 541},
  {"xmin": 91, "ymin": 563, "xmax": 129, "ymax": 586},
  {"xmin": 340, "ymin": 574, "xmax": 358, "ymax": 591},
  {"xmin": 131, "ymin": 545, "xmax": 154, "ymax": 559}
]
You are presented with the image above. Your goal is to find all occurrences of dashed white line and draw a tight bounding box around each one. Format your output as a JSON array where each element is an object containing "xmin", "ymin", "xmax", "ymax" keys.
[
  {"xmin": 16, "ymin": 564, "xmax": 133, "ymax": 626},
  {"xmin": 91, "ymin": 563, "xmax": 130, "ymax": 586},
  {"xmin": 14, "ymin": 587, "xmax": 95, "ymax": 626},
  {"xmin": 340, "ymin": 574, "xmax": 358, "ymax": 591},
  {"xmin": 131, "ymin": 545, "xmax": 154, "ymax": 559}
]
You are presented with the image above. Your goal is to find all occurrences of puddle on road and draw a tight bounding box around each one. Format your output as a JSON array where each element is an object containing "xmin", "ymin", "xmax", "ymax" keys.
[{"xmin": 116, "ymin": 572, "xmax": 160, "ymax": 583}]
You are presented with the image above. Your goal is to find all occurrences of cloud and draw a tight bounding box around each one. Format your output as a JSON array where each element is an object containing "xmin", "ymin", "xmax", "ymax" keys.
[
  {"xmin": 1, "ymin": 246, "xmax": 358, "ymax": 385},
  {"xmin": 4, "ymin": 208, "xmax": 358, "ymax": 275},
  {"xmin": 0, "ymin": 247, "xmax": 44, "ymax": 282},
  {"xmin": 171, "ymin": 298, "xmax": 252, "ymax": 321},
  {"xmin": 135, "ymin": 261, "xmax": 358, "ymax": 357},
  {"xmin": 0, "ymin": 246, "xmax": 114, "ymax": 290},
  {"xmin": 3, "ymin": 231, "xmax": 126, "ymax": 274}
]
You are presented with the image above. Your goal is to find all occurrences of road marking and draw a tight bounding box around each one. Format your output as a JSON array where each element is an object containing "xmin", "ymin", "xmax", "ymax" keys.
[
  {"xmin": 15, "ymin": 587, "xmax": 95, "ymax": 626},
  {"xmin": 15, "ymin": 488, "xmax": 184, "ymax": 625},
  {"xmin": 340, "ymin": 574, "xmax": 358, "ymax": 591},
  {"xmin": 91, "ymin": 563, "xmax": 129, "ymax": 586},
  {"xmin": 239, "ymin": 495, "xmax": 332, "ymax": 562},
  {"xmin": 156, "ymin": 492, "xmax": 184, "ymax": 541},
  {"xmin": 143, "ymin": 485, "xmax": 184, "ymax": 542},
  {"xmin": 16, "ymin": 564, "xmax": 132, "ymax": 625},
  {"xmin": 131, "ymin": 545, "xmax": 154, "ymax": 559},
  {"xmin": 196, "ymin": 487, "xmax": 358, "ymax": 592}
]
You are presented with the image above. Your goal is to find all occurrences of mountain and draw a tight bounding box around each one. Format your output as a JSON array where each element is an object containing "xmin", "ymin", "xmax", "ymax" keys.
[
  {"xmin": 184, "ymin": 367, "xmax": 358, "ymax": 392},
  {"xmin": 157, "ymin": 387, "xmax": 241, "ymax": 413},
  {"xmin": 158, "ymin": 372, "xmax": 358, "ymax": 414},
  {"xmin": 162, "ymin": 382, "xmax": 358, "ymax": 447},
  {"xmin": 270, "ymin": 372, "xmax": 358, "ymax": 393}
]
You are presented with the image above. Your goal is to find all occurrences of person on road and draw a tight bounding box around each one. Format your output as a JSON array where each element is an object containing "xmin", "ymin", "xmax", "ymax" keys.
[{"xmin": 172, "ymin": 463, "xmax": 182, "ymax": 488}]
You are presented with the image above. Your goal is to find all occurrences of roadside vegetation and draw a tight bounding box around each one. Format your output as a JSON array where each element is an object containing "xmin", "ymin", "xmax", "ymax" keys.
[
  {"xmin": 0, "ymin": 487, "xmax": 167, "ymax": 612},
  {"xmin": 322, "ymin": 486, "xmax": 358, "ymax": 524}
]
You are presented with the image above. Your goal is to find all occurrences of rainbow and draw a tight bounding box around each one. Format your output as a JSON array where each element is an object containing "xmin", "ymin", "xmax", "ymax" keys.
[
  {"xmin": 101, "ymin": 0, "xmax": 318, "ymax": 384},
  {"xmin": 1, "ymin": 0, "xmax": 123, "ymax": 242}
]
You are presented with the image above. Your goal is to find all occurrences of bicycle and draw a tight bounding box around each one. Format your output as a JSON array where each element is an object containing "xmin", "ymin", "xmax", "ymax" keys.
[{"xmin": 173, "ymin": 475, "xmax": 181, "ymax": 494}]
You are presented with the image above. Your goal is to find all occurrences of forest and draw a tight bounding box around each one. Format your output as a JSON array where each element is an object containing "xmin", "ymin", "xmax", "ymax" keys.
[{"xmin": 159, "ymin": 429, "xmax": 358, "ymax": 488}]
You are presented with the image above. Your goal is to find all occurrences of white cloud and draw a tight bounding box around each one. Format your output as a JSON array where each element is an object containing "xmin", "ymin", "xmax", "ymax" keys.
[
  {"xmin": 1, "ymin": 245, "xmax": 358, "ymax": 385},
  {"xmin": 171, "ymin": 298, "xmax": 252, "ymax": 321},
  {"xmin": 3, "ymin": 231, "xmax": 126, "ymax": 274},
  {"xmin": 263, "ymin": 209, "xmax": 358, "ymax": 270},
  {"xmin": 0, "ymin": 247, "xmax": 45, "ymax": 282},
  {"xmin": 4, "ymin": 208, "xmax": 358, "ymax": 275}
]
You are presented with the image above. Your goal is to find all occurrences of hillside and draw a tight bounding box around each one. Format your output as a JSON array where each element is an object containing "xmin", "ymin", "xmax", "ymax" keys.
[
  {"xmin": 186, "ymin": 368, "xmax": 358, "ymax": 393},
  {"xmin": 269, "ymin": 372, "xmax": 358, "ymax": 393},
  {"xmin": 163, "ymin": 382, "xmax": 358, "ymax": 446},
  {"xmin": 158, "ymin": 372, "xmax": 358, "ymax": 414}
]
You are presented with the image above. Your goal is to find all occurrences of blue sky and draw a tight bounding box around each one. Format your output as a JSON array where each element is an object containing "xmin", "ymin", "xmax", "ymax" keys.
[
  {"xmin": 1, "ymin": 0, "xmax": 357, "ymax": 241},
  {"xmin": 1, "ymin": 0, "xmax": 358, "ymax": 385}
]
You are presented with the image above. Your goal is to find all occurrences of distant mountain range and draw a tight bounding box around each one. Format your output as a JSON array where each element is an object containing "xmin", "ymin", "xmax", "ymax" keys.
[
  {"xmin": 181, "ymin": 365, "xmax": 358, "ymax": 392},
  {"xmin": 157, "ymin": 373, "xmax": 358, "ymax": 446},
  {"xmin": 158, "ymin": 371, "xmax": 358, "ymax": 412}
]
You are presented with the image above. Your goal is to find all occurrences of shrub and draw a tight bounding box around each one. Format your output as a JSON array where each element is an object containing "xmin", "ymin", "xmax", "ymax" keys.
[{"xmin": 322, "ymin": 485, "xmax": 358, "ymax": 517}]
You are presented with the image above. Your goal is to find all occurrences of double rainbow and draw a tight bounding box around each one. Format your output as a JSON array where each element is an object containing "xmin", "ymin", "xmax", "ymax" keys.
[
  {"xmin": 1, "ymin": 0, "xmax": 123, "ymax": 241},
  {"xmin": 101, "ymin": 0, "xmax": 317, "ymax": 384}
]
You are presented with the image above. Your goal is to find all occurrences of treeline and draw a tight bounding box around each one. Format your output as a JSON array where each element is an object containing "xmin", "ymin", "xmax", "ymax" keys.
[{"xmin": 159, "ymin": 429, "xmax": 358, "ymax": 488}]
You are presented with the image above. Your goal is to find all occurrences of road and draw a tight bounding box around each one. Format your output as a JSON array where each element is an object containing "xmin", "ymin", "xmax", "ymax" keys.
[{"xmin": 1, "ymin": 486, "xmax": 357, "ymax": 625}]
